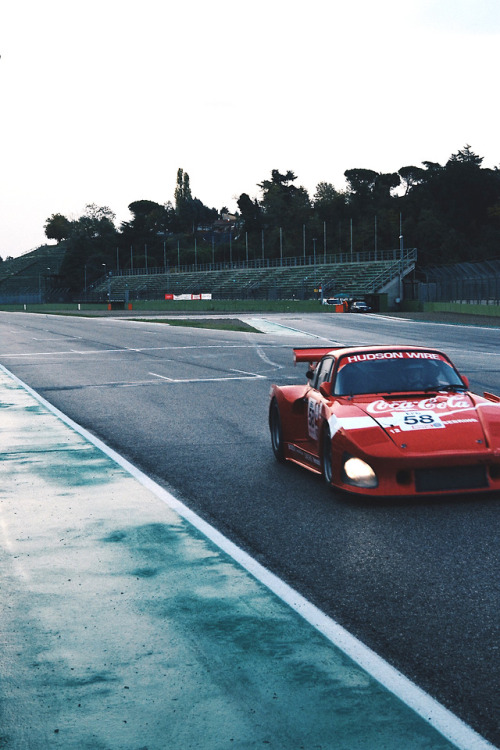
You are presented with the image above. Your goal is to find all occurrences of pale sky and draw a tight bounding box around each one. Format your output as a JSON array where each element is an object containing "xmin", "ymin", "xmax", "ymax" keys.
[{"xmin": 1, "ymin": 0, "xmax": 499, "ymax": 258}]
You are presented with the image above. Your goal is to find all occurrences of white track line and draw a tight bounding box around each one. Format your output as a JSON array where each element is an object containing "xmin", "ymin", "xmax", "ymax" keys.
[{"xmin": 1, "ymin": 364, "xmax": 496, "ymax": 750}]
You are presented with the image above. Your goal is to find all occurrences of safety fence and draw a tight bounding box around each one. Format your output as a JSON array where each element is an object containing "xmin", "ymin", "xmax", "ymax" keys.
[{"xmin": 414, "ymin": 260, "xmax": 500, "ymax": 305}]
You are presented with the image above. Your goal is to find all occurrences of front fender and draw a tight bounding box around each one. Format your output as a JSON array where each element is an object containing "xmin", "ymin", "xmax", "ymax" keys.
[{"xmin": 270, "ymin": 384, "xmax": 310, "ymax": 443}]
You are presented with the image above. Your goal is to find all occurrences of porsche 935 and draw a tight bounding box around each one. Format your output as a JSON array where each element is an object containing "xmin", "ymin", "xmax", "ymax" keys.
[{"xmin": 269, "ymin": 345, "xmax": 500, "ymax": 496}]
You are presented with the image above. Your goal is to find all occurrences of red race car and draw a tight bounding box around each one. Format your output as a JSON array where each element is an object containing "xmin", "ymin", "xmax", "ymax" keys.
[{"xmin": 269, "ymin": 345, "xmax": 500, "ymax": 496}]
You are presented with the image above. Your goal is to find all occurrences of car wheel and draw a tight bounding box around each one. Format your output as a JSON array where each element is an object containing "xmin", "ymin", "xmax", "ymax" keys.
[
  {"xmin": 269, "ymin": 399, "xmax": 285, "ymax": 462},
  {"xmin": 321, "ymin": 424, "xmax": 333, "ymax": 485}
]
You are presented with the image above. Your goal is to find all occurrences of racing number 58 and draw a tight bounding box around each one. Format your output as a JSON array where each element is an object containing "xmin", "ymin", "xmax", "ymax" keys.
[{"xmin": 404, "ymin": 414, "xmax": 435, "ymax": 425}]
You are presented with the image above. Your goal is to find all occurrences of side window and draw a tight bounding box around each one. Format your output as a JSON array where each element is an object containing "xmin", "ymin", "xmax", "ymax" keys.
[{"xmin": 313, "ymin": 357, "xmax": 333, "ymax": 390}]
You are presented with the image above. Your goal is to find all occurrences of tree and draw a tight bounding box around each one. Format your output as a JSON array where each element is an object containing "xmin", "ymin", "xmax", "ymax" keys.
[
  {"xmin": 398, "ymin": 166, "xmax": 426, "ymax": 195},
  {"xmin": 344, "ymin": 168, "xmax": 378, "ymax": 200},
  {"xmin": 83, "ymin": 203, "xmax": 116, "ymax": 223},
  {"xmin": 174, "ymin": 168, "xmax": 192, "ymax": 209},
  {"xmin": 237, "ymin": 193, "xmax": 262, "ymax": 233},
  {"xmin": 174, "ymin": 168, "xmax": 195, "ymax": 231},
  {"xmin": 373, "ymin": 173, "xmax": 401, "ymax": 204},
  {"xmin": 448, "ymin": 144, "xmax": 483, "ymax": 165},
  {"xmin": 313, "ymin": 182, "xmax": 347, "ymax": 230},
  {"xmin": 58, "ymin": 204, "xmax": 118, "ymax": 293},
  {"xmin": 144, "ymin": 201, "xmax": 176, "ymax": 237},
  {"xmin": 44, "ymin": 213, "xmax": 73, "ymax": 242},
  {"xmin": 121, "ymin": 200, "xmax": 162, "ymax": 236},
  {"xmin": 119, "ymin": 200, "xmax": 164, "ymax": 265},
  {"xmin": 76, "ymin": 204, "xmax": 116, "ymax": 239},
  {"xmin": 259, "ymin": 170, "xmax": 311, "ymax": 231}
]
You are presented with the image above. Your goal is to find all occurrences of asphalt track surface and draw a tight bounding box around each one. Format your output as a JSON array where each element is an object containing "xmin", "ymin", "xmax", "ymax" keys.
[{"xmin": 0, "ymin": 310, "xmax": 499, "ymax": 747}]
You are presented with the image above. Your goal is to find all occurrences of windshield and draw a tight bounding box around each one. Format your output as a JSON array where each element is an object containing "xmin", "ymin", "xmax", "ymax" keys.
[{"xmin": 334, "ymin": 352, "xmax": 464, "ymax": 396}]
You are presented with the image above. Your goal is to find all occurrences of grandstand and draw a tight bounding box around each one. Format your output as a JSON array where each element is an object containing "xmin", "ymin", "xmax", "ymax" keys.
[
  {"xmin": 0, "ymin": 244, "xmax": 68, "ymax": 303},
  {"xmin": 88, "ymin": 250, "xmax": 417, "ymax": 307},
  {"xmin": 0, "ymin": 245, "xmax": 417, "ymax": 308}
]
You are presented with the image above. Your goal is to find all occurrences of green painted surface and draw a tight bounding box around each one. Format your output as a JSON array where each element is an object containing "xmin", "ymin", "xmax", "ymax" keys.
[{"xmin": 0, "ymin": 369, "xmax": 463, "ymax": 749}]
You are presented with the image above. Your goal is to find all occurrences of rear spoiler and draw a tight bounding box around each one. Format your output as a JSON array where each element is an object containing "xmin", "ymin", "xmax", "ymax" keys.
[
  {"xmin": 484, "ymin": 391, "xmax": 500, "ymax": 403},
  {"xmin": 293, "ymin": 347, "xmax": 343, "ymax": 364}
]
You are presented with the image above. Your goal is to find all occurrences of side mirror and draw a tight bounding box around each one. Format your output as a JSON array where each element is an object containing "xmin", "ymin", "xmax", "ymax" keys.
[
  {"xmin": 461, "ymin": 375, "xmax": 470, "ymax": 389},
  {"xmin": 306, "ymin": 368, "xmax": 314, "ymax": 380},
  {"xmin": 319, "ymin": 381, "xmax": 332, "ymax": 398}
]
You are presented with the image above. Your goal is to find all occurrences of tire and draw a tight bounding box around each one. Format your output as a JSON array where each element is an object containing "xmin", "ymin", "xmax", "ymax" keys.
[
  {"xmin": 269, "ymin": 399, "xmax": 285, "ymax": 463},
  {"xmin": 321, "ymin": 423, "xmax": 333, "ymax": 485}
]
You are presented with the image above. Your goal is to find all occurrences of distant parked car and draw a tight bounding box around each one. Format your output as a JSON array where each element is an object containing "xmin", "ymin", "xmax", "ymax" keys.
[
  {"xmin": 323, "ymin": 298, "xmax": 349, "ymax": 311},
  {"xmin": 350, "ymin": 300, "xmax": 371, "ymax": 313}
]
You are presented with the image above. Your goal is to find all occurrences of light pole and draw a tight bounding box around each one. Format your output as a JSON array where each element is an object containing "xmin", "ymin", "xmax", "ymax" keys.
[
  {"xmin": 399, "ymin": 212, "xmax": 404, "ymax": 303},
  {"xmin": 102, "ymin": 263, "xmax": 110, "ymax": 303},
  {"xmin": 38, "ymin": 267, "xmax": 51, "ymax": 303},
  {"xmin": 313, "ymin": 238, "xmax": 317, "ymax": 288}
]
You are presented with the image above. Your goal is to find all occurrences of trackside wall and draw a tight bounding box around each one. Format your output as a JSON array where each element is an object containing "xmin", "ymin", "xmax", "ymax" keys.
[{"xmin": 404, "ymin": 301, "xmax": 500, "ymax": 318}]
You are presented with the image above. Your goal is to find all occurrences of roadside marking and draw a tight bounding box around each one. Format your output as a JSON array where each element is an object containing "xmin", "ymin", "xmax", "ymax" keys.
[
  {"xmin": 149, "ymin": 372, "xmax": 174, "ymax": 381},
  {"xmin": 367, "ymin": 314, "xmax": 415, "ymax": 322},
  {"xmin": 254, "ymin": 345, "xmax": 284, "ymax": 370},
  {"xmin": 32, "ymin": 337, "xmax": 67, "ymax": 342},
  {"xmin": 243, "ymin": 316, "xmax": 328, "ymax": 340},
  {"xmin": 0, "ymin": 343, "xmax": 289, "ymax": 359},
  {"xmin": 37, "ymin": 373, "xmax": 267, "ymax": 390},
  {"xmin": 149, "ymin": 371, "xmax": 266, "ymax": 383},
  {"xmin": 0, "ymin": 363, "xmax": 495, "ymax": 750},
  {"xmin": 368, "ymin": 313, "xmax": 500, "ymax": 330}
]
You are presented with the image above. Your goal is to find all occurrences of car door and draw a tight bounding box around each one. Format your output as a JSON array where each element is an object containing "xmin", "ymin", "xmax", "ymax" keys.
[{"xmin": 306, "ymin": 357, "xmax": 333, "ymax": 450}]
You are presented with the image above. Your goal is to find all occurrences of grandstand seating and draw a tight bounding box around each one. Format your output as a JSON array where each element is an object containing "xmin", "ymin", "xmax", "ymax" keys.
[
  {"xmin": 88, "ymin": 258, "xmax": 411, "ymax": 302},
  {"xmin": 0, "ymin": 245, "xmax": 68, "ymax": 301},
  {"xmin": 0, "ymin": 243, "xmax": 416, "ymax": 305}
]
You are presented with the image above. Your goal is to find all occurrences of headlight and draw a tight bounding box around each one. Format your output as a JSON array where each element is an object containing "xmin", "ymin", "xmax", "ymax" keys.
[{"xmin": 343, "ymin": 457, "xmax": 378, "ymax": 488}]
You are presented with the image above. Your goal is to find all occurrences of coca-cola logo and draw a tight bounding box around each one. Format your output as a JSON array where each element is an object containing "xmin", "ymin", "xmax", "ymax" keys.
[{"xmin": 367, "ymin": 395, "xmax": 470, "ymax": 414}]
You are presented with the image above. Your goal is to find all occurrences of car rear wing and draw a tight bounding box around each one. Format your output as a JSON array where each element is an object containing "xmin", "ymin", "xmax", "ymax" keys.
[
  {"xmin": 293, "ymin": 347, "xmax": 343, "ymax": 364},
  {"xmin": 484, "ymin": 391, "xmax": 500, "ymax": 402}
]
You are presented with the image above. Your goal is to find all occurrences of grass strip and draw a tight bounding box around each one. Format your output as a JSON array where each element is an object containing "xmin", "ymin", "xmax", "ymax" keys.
[{"xmin": 133, "ymin": 318, "xmax": 260, "ymax": 333}]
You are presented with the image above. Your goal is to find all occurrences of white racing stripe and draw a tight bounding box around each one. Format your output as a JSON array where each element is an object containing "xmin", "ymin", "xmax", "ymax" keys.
[
  {"xmin": 328, "ymin": 414, "xmax": 376, "ymax": 436},
  {"xmin": 0, "ymin": 364, "xmax": 496, "ymax": 750}
]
